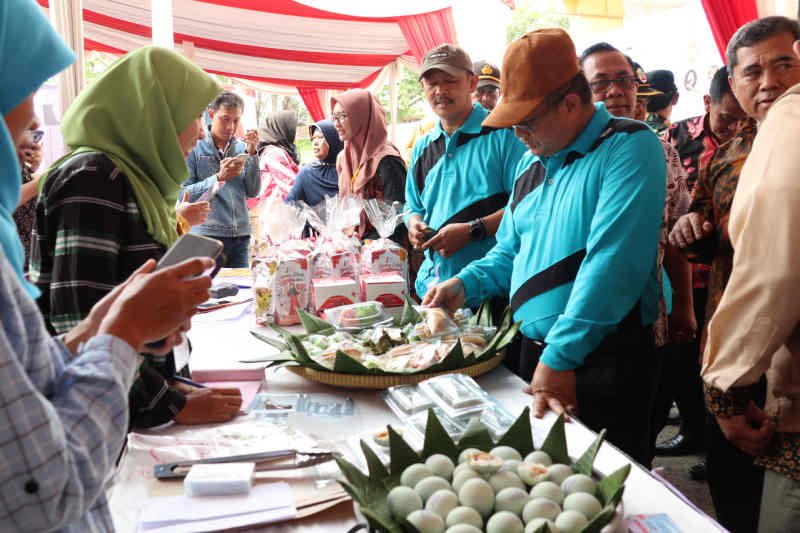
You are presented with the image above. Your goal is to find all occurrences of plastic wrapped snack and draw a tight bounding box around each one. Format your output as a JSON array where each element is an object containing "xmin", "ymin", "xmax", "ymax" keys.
[
  {"xmin": 361, "ymin": 199, "xmax": 409, "ymax": 284},
  {"xmin": 418, "ymin": 374, "xmax": 488, "ymax": 418},
  {"xmin": 415, "ymin": 307, "xmax": 460, "ymax": 338},
  {"xmin": 324, "ymin": 301, "xmax": 393, "ymax": 331},
  {"xmin": 384, "ymin": 385, "xmax": 434, "ymax": 417},
  {"xmin": 252, "ymin": 249, "xmax": 310, "ymax": 326}
]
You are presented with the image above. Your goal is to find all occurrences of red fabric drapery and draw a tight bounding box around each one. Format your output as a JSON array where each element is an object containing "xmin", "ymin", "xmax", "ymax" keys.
[
  {"xmin": 297, "ymin": 87, "xmax": 326, "ymax": 122},
  {"xmin": 701, "ymin": 0, "xmax": 759, "ymax": 62},
  {"xmin": 397, "ymin": 8, "xmax": 458, "ymax": 65}
]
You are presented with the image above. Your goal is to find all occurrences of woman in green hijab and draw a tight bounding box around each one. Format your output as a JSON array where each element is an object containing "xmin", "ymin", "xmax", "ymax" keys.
[{"xmin": 29, "ymin": 46, "xmax": 243, "ymax": 428}]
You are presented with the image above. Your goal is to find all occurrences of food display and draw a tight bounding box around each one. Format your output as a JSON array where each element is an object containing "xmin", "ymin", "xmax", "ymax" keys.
[
  {"xmin": 361, "ymin": 273, "xmax": 407, "ymax": 309},
  {"xmin": 250, "ymin": 298, "xmax": 519, "ymax": 380},
  {"xmin": 311, "ymin": 278, "xmax": 360, "ymax": 314},
  {"xmin": 336, "ymin": 409, "xmax": 630, "ymax": 533}
]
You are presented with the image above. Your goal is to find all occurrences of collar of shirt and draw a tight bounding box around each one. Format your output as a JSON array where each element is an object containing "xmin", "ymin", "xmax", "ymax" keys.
[
  {"xmin": 537, "ymin": 102, "xmax": 610, "ymax": 173},
  {"xmin": 429, "ymin": 102, "xmax": 488, "ymax": 142},
  {"xmin": 205, "ymin": 128, "xmax": 232, "ymax": 158}
]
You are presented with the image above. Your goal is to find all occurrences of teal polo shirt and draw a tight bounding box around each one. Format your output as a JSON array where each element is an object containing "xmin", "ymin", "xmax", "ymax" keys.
[
  {"xmin": 405, "ymin": 103, "xmax": 527, "ymax": 299},
  {"xmin": 458, "ymin": 103, "xmax": 666, "ymax": 371}
]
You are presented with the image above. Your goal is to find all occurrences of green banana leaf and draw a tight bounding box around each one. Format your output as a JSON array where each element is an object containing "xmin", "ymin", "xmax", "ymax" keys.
[
  {"xmin": 336, "ymin": 410, "xmax": 630, "ymax": 532},
  {"xmin": 249, "ymin": 299, "xmax": 521, "ymax": 375}
]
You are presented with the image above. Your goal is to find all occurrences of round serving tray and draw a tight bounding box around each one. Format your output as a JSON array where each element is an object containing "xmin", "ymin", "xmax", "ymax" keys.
[{"xmin": 286, "ymin": 352, "xmax": 505, "ymax": 389}]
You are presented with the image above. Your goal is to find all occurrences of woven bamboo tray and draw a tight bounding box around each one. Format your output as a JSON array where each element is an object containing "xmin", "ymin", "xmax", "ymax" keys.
[{"xmin": 286, "ymin": 351, "xmax": 505, "ymax": 389}]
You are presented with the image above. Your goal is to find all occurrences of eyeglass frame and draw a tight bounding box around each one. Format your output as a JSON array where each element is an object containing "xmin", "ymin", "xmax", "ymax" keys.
[
  {"xmin": 588, "ymin": 76, "xmax": 638, "ymax": 95},
  {"xmin": 332, "ymin": 112, "xmax": 348, "ymax": 124},
  {"xmin": 512, "ymin": 85, "xmax": 572, "ymax": 134}
]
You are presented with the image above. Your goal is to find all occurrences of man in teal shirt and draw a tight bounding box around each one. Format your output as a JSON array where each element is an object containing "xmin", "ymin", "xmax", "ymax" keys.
[
  {"xmin": 405, "ymin": 44, "xmax": 527, "ymax": 301},
  {"xmin": 425, "ymin": 29, "xmax": 666, "ymax": 466}
]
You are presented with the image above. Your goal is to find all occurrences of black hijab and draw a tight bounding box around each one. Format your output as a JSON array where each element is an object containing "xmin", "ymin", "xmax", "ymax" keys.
[{"xmin": 258, "ymin": 110, "xmax": 299, "ymax": 164}]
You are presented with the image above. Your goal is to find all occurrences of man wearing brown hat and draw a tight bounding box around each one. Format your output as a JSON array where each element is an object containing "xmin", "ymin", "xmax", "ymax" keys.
[
  {"xmin": 473, "ymin": 60, "xmax": 501, "ymax": 111},
  {"xmin": 405, "ymin": 44, "xmax": 527, "ymax": 312},
  {"xmin": 424, "ymin": 29, "xmax": 667, "ymax": 466}
]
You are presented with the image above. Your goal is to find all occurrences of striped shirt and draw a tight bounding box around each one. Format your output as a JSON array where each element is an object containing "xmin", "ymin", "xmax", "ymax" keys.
[
  {"xmin": 29, "ymin": 152, "xmax": 187, "ymax": 427},
  {"xmin": 0, "ymin": 251, "xmax": 139, "ymax": 532}
]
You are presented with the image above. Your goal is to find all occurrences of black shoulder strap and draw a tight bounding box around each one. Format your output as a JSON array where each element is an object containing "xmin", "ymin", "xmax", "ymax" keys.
[
  {"xmin": 413, "ymin": 135, "xmax": 446, "ymax": 193},
  {"xmin": 510, "ymin": 249, "xmax": 587, "ymax": 313},
  {"xmin": 511, "ymin": 161, "xmax": 546, "ymax": 212},
  {"xmin": 437, "ymin": 191, "xmax": 509, "ymax": 230}
]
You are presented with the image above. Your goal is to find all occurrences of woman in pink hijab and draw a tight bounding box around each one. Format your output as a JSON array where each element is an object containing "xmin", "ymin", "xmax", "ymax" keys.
[{"xmin": 331, "ymin": 89, "xmax": 406, "ymax": 241}]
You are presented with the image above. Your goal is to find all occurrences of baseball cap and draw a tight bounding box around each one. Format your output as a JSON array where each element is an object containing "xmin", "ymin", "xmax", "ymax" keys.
[
  {"xmin": 474, "ymin": 60, "xmax": 501, "ymax": 89},
  {"xmin": 483, "ymin": 28, "xmax": 580, "ymax": 128},
  {"xmin": 634, "ymin": 62, "xmax": 662, "ymax": 97},
  {"xmin": 420, "ymin": 44, "xmax": 473, "ymax": 80},
  {"xmin": 646, "ymin": 69, "xmax": 677, "ymax": 94}
]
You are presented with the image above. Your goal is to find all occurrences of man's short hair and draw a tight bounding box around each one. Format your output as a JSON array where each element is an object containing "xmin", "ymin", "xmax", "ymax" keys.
[
  {"xmin": 579, "ymin": 42, "xmax": 636, "ymax": 75},
  {"xmin": 726, "ymin": 16, "xmax": 800, "ymax": 75},
  {"xmin": 548, "ymin": 72, "xmax": 593, "ymax": 106},
  {"xmin": 709, "ymin": 66, "xmax": 734, "ymax": 103},
  {"xmin": 210, "ymin": 91, "xmax": 244, "ymax": 111}
]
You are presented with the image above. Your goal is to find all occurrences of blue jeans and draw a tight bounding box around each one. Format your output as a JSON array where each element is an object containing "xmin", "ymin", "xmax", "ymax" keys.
[{"xmin": 216, "ymin": 236, "xmax": 250, "ymax": 268}]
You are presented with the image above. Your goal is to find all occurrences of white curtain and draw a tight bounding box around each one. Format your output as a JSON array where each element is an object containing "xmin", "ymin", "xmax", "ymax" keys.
[{"xmin": 49, "ymin": 0, "xmax": 85, "ymax": 116}]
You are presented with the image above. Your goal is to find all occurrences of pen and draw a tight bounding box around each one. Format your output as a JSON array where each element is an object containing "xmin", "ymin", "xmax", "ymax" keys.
[{"xmin": 172, "ymin": 375, "xmax": 207, "ymax": 388}]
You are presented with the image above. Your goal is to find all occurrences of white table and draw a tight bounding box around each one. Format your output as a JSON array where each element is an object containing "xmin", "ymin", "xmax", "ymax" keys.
[{"xmin": 110, "ymin": 304, "xmax": 724, "ymax": 532}]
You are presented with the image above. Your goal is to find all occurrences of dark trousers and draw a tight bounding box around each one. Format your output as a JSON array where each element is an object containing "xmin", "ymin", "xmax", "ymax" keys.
[
  {"xmin": 706, "ymin": 378, "xmax": 766, "ymax": 533},
  {"xmin": 516, "ymin": 325, "xmax": 659, "ymax": 468},
  {"xmin": 215, "ymin": 235, "xmax": 250, "ymax": 268},
  {"xmin": 651, "ymin": 288, "xmax": 708, "ymax": 446}
]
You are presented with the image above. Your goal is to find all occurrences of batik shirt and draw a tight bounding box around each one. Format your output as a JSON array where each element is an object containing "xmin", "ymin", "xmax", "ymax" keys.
[
  {"xmin": 686, "ymin": 121, "xmax": 757, "ymax": 348},
  {"xmin": 665, "ymin": 114, "xmax": 720, "ymax": 290}
]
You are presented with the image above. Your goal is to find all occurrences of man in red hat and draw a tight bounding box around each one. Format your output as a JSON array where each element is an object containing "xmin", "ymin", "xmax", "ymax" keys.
[{"xmin": 425, "ymin": 28, "xmax": 666, "ymax": 466}]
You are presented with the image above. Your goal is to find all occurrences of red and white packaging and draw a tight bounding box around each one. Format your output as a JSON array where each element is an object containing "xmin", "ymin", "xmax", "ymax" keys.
[
  {"xmin": 311, "ymin": 248, "xmax": 359, "ymax": 281},
  {"xmin": 253, "ymin": 251, "xmax": 310, "ymax": 326},
  {"xmin": 311, "ymin": 278, "xmax": 360, "ymax": 314},
  {"xmin": 361, "ymin": 272, "xmax": 407, "ymax": 309},
  {"xmin": 361, "ymin": 239, "xmax": 408, "ymax": 282}
]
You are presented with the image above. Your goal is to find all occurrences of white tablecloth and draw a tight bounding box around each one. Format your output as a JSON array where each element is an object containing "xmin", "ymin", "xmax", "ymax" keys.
[{"xmin": 109, "ymin": 305, "xmax": 724, "ymax": 532}]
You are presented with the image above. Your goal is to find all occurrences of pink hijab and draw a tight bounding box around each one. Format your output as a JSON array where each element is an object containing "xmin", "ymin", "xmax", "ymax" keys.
[{"xmin": 332, "ymin": 89, "xmax": 401, "ymax": 197}]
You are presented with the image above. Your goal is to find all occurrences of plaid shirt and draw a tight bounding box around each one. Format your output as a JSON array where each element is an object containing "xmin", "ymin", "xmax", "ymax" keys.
[
  {"xmin": 0, "ymin": 252, "xmax": 139, "ymax": 532},
  {"xmin": 29, "ymin": 152, "xmax": 187, "ymax": 428}
]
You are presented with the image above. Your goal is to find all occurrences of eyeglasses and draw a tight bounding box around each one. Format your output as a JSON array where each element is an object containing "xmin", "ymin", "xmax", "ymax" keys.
[
  {"xmin": 512, "ymin": 88, "xmax": 569, "ymax": 134},
  {"xmin": 588, "ymin": 77, "xmax": 637, "ymax": 94},
  {"xmin": 332, "ymin": 112, "xmax": 348, "ymax": 124},
  {"xmin": 31, "ymin": 130, "xmax": 44, "ymax": 143}
]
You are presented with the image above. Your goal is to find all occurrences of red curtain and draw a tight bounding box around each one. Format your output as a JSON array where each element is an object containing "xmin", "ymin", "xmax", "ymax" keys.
[
  {"xmin": 701, "ymin": 0, "xmax": 759, "ymax": 62},
  {"xmin": 297, "ymin": 87, "xmax": 326, "ymax": 122},
  {"xmin": 397, "ymin": 8, "xmax": 458, "ymax": 65}
]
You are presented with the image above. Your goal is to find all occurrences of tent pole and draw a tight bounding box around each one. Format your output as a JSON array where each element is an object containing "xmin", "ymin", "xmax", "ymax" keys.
[
  {"xmin": 389, "ymin": 60, "xmax": 399, "ymax": 143},
  {"xmin": 50, "ymin": 0, "xmax": 85, "ymax": 115},
  {"xmin": 152, "ymin": 0, "xmax": 175, "ymax": 49}
]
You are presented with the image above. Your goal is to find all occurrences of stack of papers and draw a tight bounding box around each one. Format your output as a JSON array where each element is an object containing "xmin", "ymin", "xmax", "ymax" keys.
[{"xmin": 138, "ymin": 482, "xmax": 297, "ymax": 532}]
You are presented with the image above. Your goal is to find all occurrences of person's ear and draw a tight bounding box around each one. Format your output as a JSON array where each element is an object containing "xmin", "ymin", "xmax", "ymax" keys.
[
  {"xmin": 793, "ymin": 40, "xmax": 800, "ymax": 60},
  {"xmin": 468, "ymin": 73, "xmax": 478, "ymax": 93},
  {"xmin": 672, "ymin": 92, "xmax": 679, "ymax": 105},
  {"xmin": 703, "ymin": 94, "xmax": 711, "ymax": 114}
]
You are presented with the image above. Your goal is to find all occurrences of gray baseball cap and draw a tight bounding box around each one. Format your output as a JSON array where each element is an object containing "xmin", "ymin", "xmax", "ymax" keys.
[{"xmin": 419, "ymin": 44, "xmax": 473, "ymax": 80}]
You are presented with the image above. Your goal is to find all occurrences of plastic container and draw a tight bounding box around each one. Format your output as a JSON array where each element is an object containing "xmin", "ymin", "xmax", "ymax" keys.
[
  {"xmin": 324, "ymin": 301, "xmax": 393, "ymax": 331},
  {"xmin": 384, "ymin": 384, "xmax": 434, "ymax": 417},
  {"xmin": 418, "ymin": 374, "xmax": 489, "ymax": 419}
]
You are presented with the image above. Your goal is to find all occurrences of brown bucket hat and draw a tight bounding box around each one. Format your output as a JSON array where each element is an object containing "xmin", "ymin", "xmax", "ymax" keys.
[{"xmin": 483, "ymin": 28, "xmax": 580, "ymax": 128}]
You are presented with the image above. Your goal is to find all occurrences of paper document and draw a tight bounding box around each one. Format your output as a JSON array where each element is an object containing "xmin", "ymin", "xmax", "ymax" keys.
[{"xmin": 138, "ymin": 481, "xmax": 296, "ymax": 532}]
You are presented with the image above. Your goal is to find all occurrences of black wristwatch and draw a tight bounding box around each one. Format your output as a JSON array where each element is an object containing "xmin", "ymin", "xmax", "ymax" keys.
[{"xmin": 469, "ymin": 218, "xmax": 487, "ymax": 241}]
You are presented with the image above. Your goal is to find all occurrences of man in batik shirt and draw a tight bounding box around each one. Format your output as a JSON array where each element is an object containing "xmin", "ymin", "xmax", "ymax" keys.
[{"xmin": 668, "ymin": 16, "xmax": 800, "ymax": 533}]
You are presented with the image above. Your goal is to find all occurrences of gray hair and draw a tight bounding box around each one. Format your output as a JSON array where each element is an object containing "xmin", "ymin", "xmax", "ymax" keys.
[{"xmin": 726, "ymin": 16, "xmax": 800, "ymax": 75}]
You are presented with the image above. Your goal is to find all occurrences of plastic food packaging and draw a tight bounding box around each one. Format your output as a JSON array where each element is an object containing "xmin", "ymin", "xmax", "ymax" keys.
[
  {"xmin": 324, "ymin": 301, "xmax": 393, "ymax": 331},
  {"xmin": 418, "ymin": 374, "xmax": 489, "ymax": 418},
  {"xmin": 415, "ymin": 307, "xmax": 460, "ymax": 338},
  {"xmin": 478, "ymin": 398, "xmax": 517, "ymax": 440},
  {"xmin": 384, "ymin": 384, "xmax": 434, "ymax": 417},
  {"xmin": 361, "ymin": 199, "xmax": 409, "ymax": 284},
  {"xmin": 407, "ymin": 407, "xmax": 466, "ymax": 440},
  {"xmin": 311, "ymin": 278, "xmax": 360, "ymax": 314},
  {"xmin": 361, "ymin": 272, "xmax": 407, "ymax": 308},
  {"xmin": 253, "ymin": 250, "xmax": 310, "ymax": 326},
  {"xmin": 247, "ymin": 392, "xmax": 302, "ymax": 416}
]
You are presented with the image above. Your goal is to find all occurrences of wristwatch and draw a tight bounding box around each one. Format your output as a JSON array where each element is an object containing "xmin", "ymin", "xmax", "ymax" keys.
[{"xmin": 469, "ymin": 218, "xmax": 487, "ymax": 241}]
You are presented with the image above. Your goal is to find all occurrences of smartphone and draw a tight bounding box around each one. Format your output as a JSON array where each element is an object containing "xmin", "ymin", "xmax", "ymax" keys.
[
  {"xmin": 231, "ymin": 153, "xmax": 250, "ymax": 164},
  {"xmin": 156, "ymin": 233, "xmax": 223, "ymax": 272}
]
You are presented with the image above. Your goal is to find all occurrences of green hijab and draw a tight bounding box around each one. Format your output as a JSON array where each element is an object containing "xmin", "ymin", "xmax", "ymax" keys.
[{"xmin": 52, "ymin": 46, "xmax": 220, "ymax": 246}]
